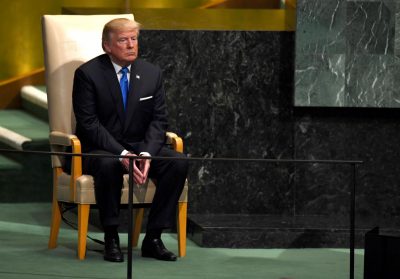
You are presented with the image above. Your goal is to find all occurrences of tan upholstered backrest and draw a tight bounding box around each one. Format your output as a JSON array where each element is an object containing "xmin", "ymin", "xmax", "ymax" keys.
[{"xmin": 42, "ymin": 14, "xmax": 134, "ymax": 134}]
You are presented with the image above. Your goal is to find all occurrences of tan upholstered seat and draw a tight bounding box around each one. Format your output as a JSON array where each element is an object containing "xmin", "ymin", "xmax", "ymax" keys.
[{"xmin": 42, "ymin": 14, "xmax": 188, "ymax": 260}]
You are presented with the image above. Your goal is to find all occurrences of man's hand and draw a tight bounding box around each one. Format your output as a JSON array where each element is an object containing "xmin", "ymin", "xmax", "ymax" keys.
[
  {"xmin": 137, "ymin": 156, "xmax": 151, "ymax": 184},
  {"xmin": 121, "ymin": 152, "xmax": 151, "ymax": 185}
]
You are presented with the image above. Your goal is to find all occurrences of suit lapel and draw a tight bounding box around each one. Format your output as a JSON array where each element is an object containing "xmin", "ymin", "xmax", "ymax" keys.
[
  {"xmin": 124, "ymin": 60, "xmax": 143, "ymax": 132},
  {"xmin": 100, "ymin": 55, "xmax": 125, "ymax": 124}
]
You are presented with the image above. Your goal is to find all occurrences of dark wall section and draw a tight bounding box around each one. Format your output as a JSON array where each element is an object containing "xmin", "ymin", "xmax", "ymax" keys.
[{"xmin": 140, "ymin": 30, "xmax": 400, "ymax": 230}]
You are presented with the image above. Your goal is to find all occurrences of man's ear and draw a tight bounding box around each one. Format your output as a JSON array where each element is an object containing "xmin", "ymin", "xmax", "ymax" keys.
[{"xmin": 103, "ymin": 41, "xmax": 111, "ymax": 53}]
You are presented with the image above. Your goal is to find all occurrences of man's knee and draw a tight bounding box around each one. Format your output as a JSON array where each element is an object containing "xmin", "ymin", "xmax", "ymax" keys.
[
  {"xmin": 97, "ymin": 158, "xmax": 121, "ymax": 171},
  {"xmin": 95, "ymin": 157, "xmax": 123, "ymax": 175},
  {"xmin": 172, "ymin": 153, "xmax": 188, "ymax": 176}
]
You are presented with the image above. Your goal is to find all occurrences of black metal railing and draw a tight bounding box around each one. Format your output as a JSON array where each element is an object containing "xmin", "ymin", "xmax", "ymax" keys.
[{"xmin": 0, "ymin": 148, "xmax": 363, "ymax": 279}]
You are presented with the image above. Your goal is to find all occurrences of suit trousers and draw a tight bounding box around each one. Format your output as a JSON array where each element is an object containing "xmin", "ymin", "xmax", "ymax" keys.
[{"xmin": 82, "ymin": 147, "xmax": 188, "ymax": 230}]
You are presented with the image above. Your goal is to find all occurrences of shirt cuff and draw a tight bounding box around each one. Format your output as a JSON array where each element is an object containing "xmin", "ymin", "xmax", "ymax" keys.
[
  {"xmin": 139, "ymin": 152, "xmax": 151, "ymax": 158},
  {"xmin": 120, "ymin": 149, "xmax": 129, "ymax": 161},
  {"xmin": 120, "ymin": 150, "xmax": 151, "ymax": 161}
]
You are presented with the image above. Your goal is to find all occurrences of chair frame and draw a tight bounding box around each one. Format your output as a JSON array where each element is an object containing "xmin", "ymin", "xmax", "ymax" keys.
[{"xmin": 47, "ymin": 131, "xmax": 187, "ymax": 260}]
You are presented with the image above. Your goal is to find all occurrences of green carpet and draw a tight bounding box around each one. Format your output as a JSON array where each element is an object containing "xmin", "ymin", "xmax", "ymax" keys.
[{"xmin": 0, "ymin": 203, "xmax": 364, "ymax": 279}]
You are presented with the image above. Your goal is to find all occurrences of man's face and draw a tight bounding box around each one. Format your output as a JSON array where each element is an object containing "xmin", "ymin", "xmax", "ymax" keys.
[{"xmin": 104, "ymin": 28, "xmax": 139, "ymax": 66}]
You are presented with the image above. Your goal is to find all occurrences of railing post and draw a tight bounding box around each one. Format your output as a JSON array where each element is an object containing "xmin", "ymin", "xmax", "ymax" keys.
[
  {"xmin": 127, "ymin": 157, "xmax": 134, "ymax": 279},
  {"xmin": 350, "ymin": 163, "xmax": 356, "ymax": 279}
]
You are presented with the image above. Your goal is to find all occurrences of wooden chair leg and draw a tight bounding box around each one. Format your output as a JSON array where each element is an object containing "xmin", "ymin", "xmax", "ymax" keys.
[
  {"xmin": 177, "ymin": 201, "xmax": 187, "ymax": 257},
  {"xmin": 49, "ymin": 168, "xmax": 62, "ymax": 249},
  {"xmin": 48, "ymin": 200, "xmax": 62, "ymax": 249},
  {"xmin": 77, "ymin": 204, "xmax": 90, "ymax": 260},
  {"xmin": 132, "ymin": 208, "xmax": 144, "ymax": 247}
]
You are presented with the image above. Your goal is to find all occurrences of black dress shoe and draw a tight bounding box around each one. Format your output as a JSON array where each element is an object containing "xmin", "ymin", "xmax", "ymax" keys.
[
  {"xmin": 104, "ymin": 238, "xmax": 124, "ymax": 262},
  {"xmin": 141, "ymin": 238, "xmax": 177, "ymax": 261}
]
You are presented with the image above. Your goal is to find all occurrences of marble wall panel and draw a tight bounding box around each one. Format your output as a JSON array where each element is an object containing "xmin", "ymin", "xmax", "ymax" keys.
[
  {"xmin": 346, "ymin": 54, "xmax": 398, "ymax": 107},
  {"xmin": 294, "ymin": 113, "xmax": 400, "ymax": 226},
  {"xmin": 346, "ymin": 1, "xmax": 395, "ymax": 55},
  {"xmin": 392, "ymin": 58, "xmax": 400, "ymax": 103},
  {"xmin": 294, "ymin": 116, "xmax": 355, "ymax": 223},
  {"xmin": 296, "ymin": 0, "xmax": 346, "ymax": 55},
  {"xmin": 295, "ymin": 0, "xmax": 400, "ymax": 107},
  {"xmin": 140, "ymin": 31, "xmax": 295, "ymax": 214},
  {"xmin": 395, "ymin": 2, "xmax": 400, "ymax": 56},
  {"xmin": 295, "ymin": 54, "xmax": 345, "ymax": 106}
]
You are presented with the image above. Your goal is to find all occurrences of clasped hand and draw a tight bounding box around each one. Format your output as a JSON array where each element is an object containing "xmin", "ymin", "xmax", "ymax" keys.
[{"xmin": 121, "ymin": 152, "xmax": 150, "ymax": 185}]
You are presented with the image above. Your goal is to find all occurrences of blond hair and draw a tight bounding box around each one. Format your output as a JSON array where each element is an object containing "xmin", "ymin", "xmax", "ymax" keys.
[{"xmin": 102, "ymin": 18, "xmax": 141, "ymax": 50}]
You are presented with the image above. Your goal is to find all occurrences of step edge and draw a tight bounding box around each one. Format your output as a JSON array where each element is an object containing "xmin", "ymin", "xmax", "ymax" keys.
[
  {"xmin": 0, "ymin": 126, "xmax": 32, "ymax": 150},
  {"xmin": 21, "ymin": 85, "xmax": 48, "ymax": 110}
]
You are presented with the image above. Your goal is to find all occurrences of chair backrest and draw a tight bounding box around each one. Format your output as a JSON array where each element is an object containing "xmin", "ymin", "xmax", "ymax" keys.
[{"xmin": 42, "ymin": 14, "xmax": 134, "ymax": 135}]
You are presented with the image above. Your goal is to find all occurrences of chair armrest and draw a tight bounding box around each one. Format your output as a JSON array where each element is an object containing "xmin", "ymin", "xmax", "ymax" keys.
[
  {"xmin": 166, "ymin": 132, "xmax": 183, "ymax": 153},
  {"xmin": 49, "ymin": 131, "xmax": 82, "ymax": 201},
  {"xmin": 49, "ymin": 131, "xmax": 82, "ymax": 176},
  {"xmin": 49, "ymin": 131, "xmax": 78, "ymax": 146}
]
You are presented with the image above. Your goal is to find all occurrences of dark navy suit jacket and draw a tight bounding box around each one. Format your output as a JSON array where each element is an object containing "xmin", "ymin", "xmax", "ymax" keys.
[{"xmin": 72, "ymin": 54, "xmax": 168, "ymax": 156}]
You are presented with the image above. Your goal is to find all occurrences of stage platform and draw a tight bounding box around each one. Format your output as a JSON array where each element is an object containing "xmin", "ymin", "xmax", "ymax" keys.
[{"xmin": 187, "ymin": 214, "xmax": 400, "ymax": 249}]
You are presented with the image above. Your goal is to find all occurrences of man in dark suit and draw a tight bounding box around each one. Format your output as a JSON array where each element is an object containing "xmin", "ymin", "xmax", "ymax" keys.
[{"xmin": 72, "ymin": 18, "xmax": 188, "ymax": 263}]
